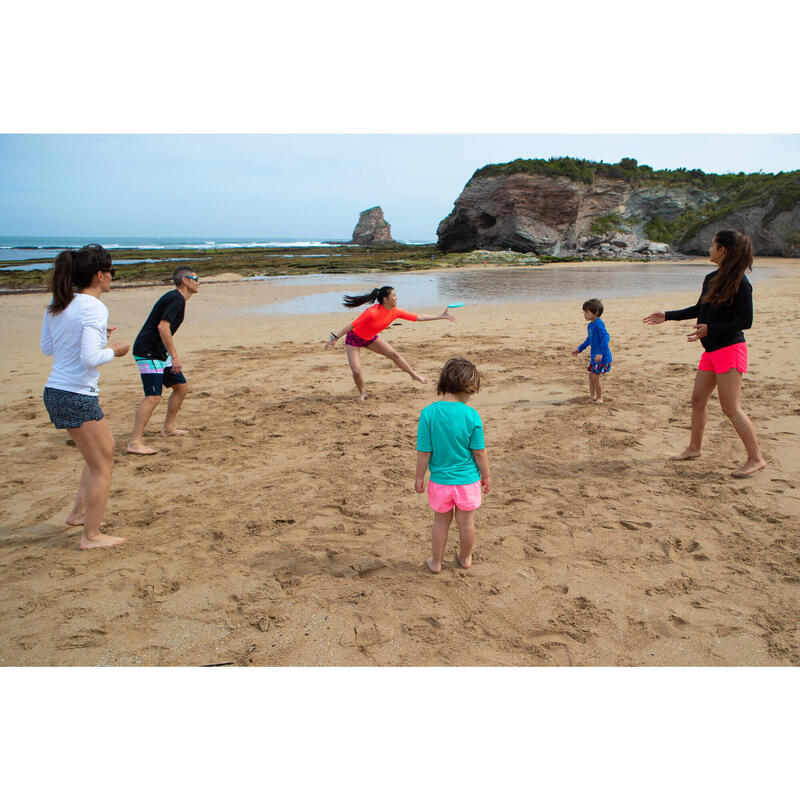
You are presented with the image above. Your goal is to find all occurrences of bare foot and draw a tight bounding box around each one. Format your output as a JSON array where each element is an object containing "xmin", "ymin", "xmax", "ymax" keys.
[
  {"xmin": 79, "ymin": 533, "xmax": 128, "ymax": 550},
  {"xmin": 425, "ymin": 557, "xmax": 442, "ymax": 574},
  {"xmin": 160, "ymin": 428, "xmax": 189, "ymax": 437},
  {"xmin": 595, "ymin": 398, "xmax": 604, "ymax": 404},
  {"xmin": 66, "ymin": 516, "xmax": 104, "ymax": 528},
  {"xmin": 412, "ymin": 374, "xmax": 428, "ymax": 385},
  {"xmin": 359, "ymin": 393, "xmax": 367, "ymax": 402},
  {"xmin": 732, "ymin": 458, "xmax": 766, "ymax": 478},
  {"xmin": 669, "ymin": 448, "xmax": 702, "ymax": 461},
  {"xmin": 126, "ymin": 442, "xmax": 159, "ymax": 455},
  {"xmin": 456, "ymin": 553, "xmax": 472, "ymax": 569}
]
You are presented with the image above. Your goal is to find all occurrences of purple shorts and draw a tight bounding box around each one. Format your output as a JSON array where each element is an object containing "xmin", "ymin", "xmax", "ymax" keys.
[
  {"xmin": 427, "ymin": 480, "xmax": 482, "ymax": 513},
  {"xmin": 698, "ymin": 342, "xmax": 748, "ymax": 374},
  {"xmin": 345, "ymin": 330, "xmax": 378, "ymax": 348}
]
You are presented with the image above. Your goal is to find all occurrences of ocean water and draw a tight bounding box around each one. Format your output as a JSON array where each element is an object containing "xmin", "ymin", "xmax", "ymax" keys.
[
  {"xmin": 5, "ymin": 256, "xmax": 214, "ymax": 272},
  {"xmin": 249, "ymin": 263, "xmax": 773, "ymax": 314},
  {"xmin": 0, "ymin": 236, "xmax": 432, "ymax": 268}
]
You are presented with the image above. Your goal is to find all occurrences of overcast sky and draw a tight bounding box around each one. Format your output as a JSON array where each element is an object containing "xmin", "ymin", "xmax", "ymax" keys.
[{"xmin": 1, "ymin": 134, "xmax": 798, "ymax": 241}]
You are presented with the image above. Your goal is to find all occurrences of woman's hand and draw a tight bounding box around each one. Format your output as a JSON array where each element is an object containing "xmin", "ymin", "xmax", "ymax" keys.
[
  {"xmin": 594, "ymin": 353, "xmax": 602, "ymax": 363},
  {"xmin": 325, "ymin": 339, "xmax": 337, "ymax": 350},
  {"xmin": 481, "ymin": 474, "xmax": 493, "ymax": 494},
  {"xmin": 571, "ymin": 349, "xmax": 579, "ymax": 356},
  {"xmin": 642, "ymin": 311, "xmax": 666, "ymax": 325},
  {"xmin": 441, "ymin": 310, "xmax": 455, "ymax": 321},
  {"xmin": 687, "ymin": 323, "xmax": 708, "ymax": 342},
  {"xmin": 112, "ymin": 341, "xmax": 130, "ymax": 357},
  {"xmin": 414, "ymin": 477, "xmax": 425, "ymax": 494}
]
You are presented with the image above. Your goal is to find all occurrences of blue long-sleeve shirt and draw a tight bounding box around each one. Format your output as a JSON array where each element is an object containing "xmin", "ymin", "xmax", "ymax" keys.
[{"xmin": 577, "ymin": 318, "xmax": 612, "ymax": 363}]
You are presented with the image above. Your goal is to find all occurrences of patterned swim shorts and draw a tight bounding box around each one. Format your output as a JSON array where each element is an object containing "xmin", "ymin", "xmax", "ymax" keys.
[
  {"xmin": 134, "ymin": 356, "xmax": 187, "ymax": 396},
  {"xmin": 345, "ymin": 330, "xmax": 379, "ymax": 348},
  {"xmin": 43, "ymin": 387, "xmax": 104, "ymax": 429},
  {"xmin": 588, "ymin": 362, "xmax": 612, "ymax": 375}
]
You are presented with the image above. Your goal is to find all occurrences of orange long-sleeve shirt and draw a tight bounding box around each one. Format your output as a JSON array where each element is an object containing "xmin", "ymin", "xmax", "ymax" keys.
[{"xmin": 351, "ymin": 305, "xmax": 418, "ymax": 339}]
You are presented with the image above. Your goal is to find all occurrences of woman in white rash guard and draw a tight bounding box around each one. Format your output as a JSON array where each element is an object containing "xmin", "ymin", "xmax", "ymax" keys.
[{"xmin": 41, "ymin": 244, "xmax": 130, "ymax": 549}]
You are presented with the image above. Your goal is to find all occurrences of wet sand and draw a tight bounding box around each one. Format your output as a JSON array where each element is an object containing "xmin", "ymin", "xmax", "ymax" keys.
[{"xmin": 1, "ymin": 260, "xmax": 798, "ymax": 665}]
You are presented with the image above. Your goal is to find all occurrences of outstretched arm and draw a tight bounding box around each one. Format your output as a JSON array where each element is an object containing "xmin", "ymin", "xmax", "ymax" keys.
[
  {"xmin": 325, "ymin": 322, "xmax": 354, "ymax": 349},
  {"xmin": 415, "ymin": 309, "xmax": 455, "ymax": 322},
  {"xmin": 572, "ymin": 334, "xmax": 591, "ymax": 355}
]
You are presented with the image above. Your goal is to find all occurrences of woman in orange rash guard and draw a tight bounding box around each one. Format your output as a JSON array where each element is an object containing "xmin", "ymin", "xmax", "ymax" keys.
[{"xmin": 325, "ymin": 286, "xmax": 455, "ymax": 401}]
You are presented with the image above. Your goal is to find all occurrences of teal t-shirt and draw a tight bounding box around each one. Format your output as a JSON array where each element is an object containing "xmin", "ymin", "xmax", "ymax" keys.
[{"xmin": 416, "ymin": 400, "xmax": 485, "ymax": 485}]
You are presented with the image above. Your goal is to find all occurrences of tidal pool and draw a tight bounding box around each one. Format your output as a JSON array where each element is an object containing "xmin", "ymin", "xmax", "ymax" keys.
[{"xmin": 249, "ymin": 263, "xmax": 772, "ymax": 315}]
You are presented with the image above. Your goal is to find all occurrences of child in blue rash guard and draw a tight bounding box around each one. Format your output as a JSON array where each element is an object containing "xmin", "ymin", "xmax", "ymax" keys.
[{"xmin": 571, "ymin": 297, "xmax": 612, "ymax": 402}]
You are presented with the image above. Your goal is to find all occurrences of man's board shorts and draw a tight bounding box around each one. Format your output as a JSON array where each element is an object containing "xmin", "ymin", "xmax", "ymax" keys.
[
  {"xmin": 698, "ymin": 342, "xmax": 748, "ymax": 374},
  {"xmin": 345, "ymin": 330, "xmax": 379, "ymax": 348},
  {"xmin": 427, "ymin": 480, "xmax": 482, "ymax": 513},
  {"xmin": 588, "ymin": 361, "xmax": 612, "ymax": 375},
  {"xmin": 43, "ymin": 387, "xmax": 104, "ymax": 429},
  {"xmin": 134, "ymin": 356, "xmax": 187, "ymax": 396}
]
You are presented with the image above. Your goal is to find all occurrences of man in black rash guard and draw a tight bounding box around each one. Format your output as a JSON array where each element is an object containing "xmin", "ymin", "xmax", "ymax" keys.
[{"xmin": 126, "ymin": 266, "xmax": 199, "ymax": 455}]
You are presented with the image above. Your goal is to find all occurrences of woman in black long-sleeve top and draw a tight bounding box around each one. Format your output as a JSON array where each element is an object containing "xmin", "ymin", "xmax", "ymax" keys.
[{"xmin": 643, "ymin": 230, "xmax": 766, "ymax": 477}]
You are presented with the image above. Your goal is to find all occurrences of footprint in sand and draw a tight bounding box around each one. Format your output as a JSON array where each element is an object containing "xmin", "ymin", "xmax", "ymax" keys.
[
  {"xmin": 48, "ymin": 566, "xmax": 77, "ymax": 579},
  {"xmin": 57, "ymin": 628, "xmax": 108, "ymax": 649}
]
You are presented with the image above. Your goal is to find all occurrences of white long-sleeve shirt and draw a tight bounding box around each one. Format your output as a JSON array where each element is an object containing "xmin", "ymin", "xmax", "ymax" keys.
[{"xmin": 41, "ymin": 293, "xmax": 115, "ymax": 395}]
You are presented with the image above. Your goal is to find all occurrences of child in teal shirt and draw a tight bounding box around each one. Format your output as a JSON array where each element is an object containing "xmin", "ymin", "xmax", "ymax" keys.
[{"xmin": 415, "ymin": 358, "xmax": 493, "ymax": 573}]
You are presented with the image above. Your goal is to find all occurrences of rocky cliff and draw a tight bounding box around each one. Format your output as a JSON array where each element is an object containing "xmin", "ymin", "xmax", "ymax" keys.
[
  {"xmin": 436, "ymin": 158, "xmax": 800, "ymax": 257},
  {"xmin": 350, "ymin": 206, "xmax": 394, "ymax": 245}
]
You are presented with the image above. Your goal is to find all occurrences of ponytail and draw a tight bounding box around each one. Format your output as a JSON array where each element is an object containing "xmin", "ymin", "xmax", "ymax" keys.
[
  {"xmin": 48, "ymin": 244, "xmax": 112, "ymax": 314},
  {"xmin": 342, "ymin": 285, "xmax": 394, "ymax": 309},
  {"xmin": 49, "ymin": 250, "xmax": 76, "ymax": 314},
  {"xmin": 702, "ymin": 230, "xmax": 753, "ymax": 307}
]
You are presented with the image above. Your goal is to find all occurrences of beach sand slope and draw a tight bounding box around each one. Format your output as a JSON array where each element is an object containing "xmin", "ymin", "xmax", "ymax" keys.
[{"xmin": 1, "ymin": 265, "xmax": 798, "ymax": 666}]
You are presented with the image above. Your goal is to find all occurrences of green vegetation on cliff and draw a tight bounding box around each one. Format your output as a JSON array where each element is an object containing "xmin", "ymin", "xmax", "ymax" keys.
[
  {"xmin": 589, "ymin": 214, "xmax": 627, "ymax": 236},
  {"xmin": 472, "ymin": 156, "xmax": 800, "ymax": 247},
  {"xmin": 473, "ymin": 156, "xmax": 800, "ymax": 193}
]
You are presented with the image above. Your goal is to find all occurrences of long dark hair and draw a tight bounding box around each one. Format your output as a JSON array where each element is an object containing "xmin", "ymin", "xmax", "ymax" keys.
[
  {"xmin": 701, "ymin": 230, "xmax": 753, "ymax": 307},
  {"xmin": 342, "ymin": 286, "xmax": 393, "ymax": 309},
  {"xmin": 49, "ymin": 244, "xmax": 112, "ymax": 314}
]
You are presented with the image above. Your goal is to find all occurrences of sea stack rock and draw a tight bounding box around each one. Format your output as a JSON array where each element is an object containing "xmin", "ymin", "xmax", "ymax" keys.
[{"xmin": 350, "ymin": 206, "xmax": 395, "ymax": 245}]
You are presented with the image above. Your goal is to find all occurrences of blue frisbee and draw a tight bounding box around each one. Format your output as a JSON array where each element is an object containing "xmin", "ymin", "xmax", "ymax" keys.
[{"xmin": 447, "ymin": 302, "xmax": 465, "ymax": 308}]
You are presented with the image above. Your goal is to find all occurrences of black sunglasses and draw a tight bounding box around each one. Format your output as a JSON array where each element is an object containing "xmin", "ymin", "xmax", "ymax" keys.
[{"xmin": 102, "ymin": 268, "xmax": 117, "ymax": 277}]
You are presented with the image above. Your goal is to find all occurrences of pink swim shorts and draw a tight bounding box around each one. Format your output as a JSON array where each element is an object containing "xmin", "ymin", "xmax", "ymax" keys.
[
  {"xmin": 698, "ymin": 342, "xmax": 748, "ymax": 374},
  {"xmin": 427, "ymin": 480, "xmax": 482, "ymax": 513}
]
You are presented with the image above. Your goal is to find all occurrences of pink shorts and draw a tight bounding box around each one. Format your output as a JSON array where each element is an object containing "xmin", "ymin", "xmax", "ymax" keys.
[
  {"xmin": 427, "ymin": 480, "xmax": 482, "ymax": 513},
  {"xmin": 698, "ymin": 342, "xmax": 748, "ymax": 374}
]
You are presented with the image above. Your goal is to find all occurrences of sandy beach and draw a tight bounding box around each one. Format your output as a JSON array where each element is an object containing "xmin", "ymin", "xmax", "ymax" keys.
[{"xmin": 1, "ymin": 259, "xmax": 798, "ymax": 666}]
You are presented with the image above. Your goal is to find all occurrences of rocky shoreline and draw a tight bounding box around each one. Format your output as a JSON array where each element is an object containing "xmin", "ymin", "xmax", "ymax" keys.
[{"xmin": 0, "ymin": 241, "xmax": 693, "ymax": 293}]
